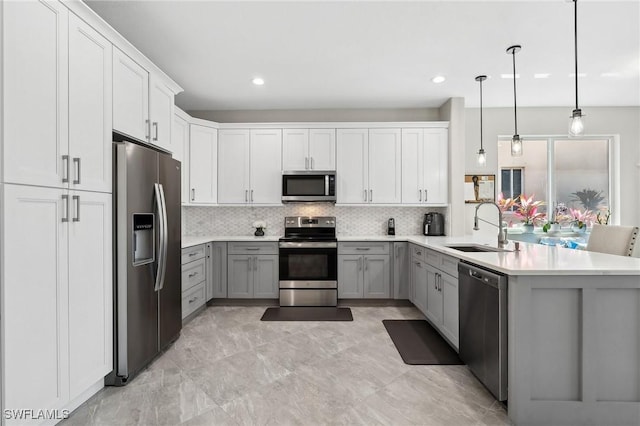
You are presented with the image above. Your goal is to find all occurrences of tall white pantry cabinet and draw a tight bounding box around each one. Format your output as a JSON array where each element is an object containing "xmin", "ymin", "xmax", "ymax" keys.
[{"xmin": 0, "ymin": 0, "xmax": 181, "ymax": 423}]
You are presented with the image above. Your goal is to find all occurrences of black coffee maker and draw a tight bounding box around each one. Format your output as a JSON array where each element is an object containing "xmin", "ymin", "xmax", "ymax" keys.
[{"xmin": 423, "ymin": 212, "xmax": 444, "ymax": 236}]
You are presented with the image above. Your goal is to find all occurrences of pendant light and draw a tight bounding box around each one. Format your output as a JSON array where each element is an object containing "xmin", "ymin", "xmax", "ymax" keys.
[
  {"xmin": 569, "ymin": 0, "xmax": 585, "ymax": 137},
  {"xmin": 475, "ymin": 75, "xmax": 487, "ymax": 167},
  {"xmin": 507, "ymin": 45, "xmax": 523, "ymax": 157}
]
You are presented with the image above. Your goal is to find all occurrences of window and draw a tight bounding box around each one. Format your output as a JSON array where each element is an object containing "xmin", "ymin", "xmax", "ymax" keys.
[
  {"xmin": 500, "ymin": 168, "xmax": 523, "ymax": 210},
  {"xmin": 497, "ymin": 136, "xmax": 614, "ymax": 225}
]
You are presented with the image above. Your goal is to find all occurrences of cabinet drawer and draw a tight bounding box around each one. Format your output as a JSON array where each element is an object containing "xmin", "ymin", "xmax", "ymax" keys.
[
  {"xmin": 182, "ymin": 244, "xmax": 206, "ymax": 264},
  {"xmin": 181, "ymin": 258, "xmax": 206, "ymax": 291},
  {"xmin": 339, "ymin": 242, "xmax": 390, "ymax": 255},
  {"xmin": 228, "ymin": 242, "xmax": 278, "ymax": 255},
  {"xmin": 182, "ymin": 282, "xmax": 206, "ymax": 319},
  {"xmin": 438, "ymin": 253, "xmax": 459, "ymax": 278},
  {"xmin": 410, "ymin": 244, "xmax": 427, "ymax": 262},
  {"xmin": 425, "ymin": 248, "xmax": 459, "ymax": 278}
]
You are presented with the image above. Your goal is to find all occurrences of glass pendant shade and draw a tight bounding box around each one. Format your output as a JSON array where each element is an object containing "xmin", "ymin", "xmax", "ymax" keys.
[
  {"xmin": 511, "ymin": 135, "xmax": 523, "ymax": 157},
  {"xmin": 477, "ymin": 148, "xmax": 487, "ymax": 166},
  {"xmin": 569, "ymin": 108, "xmax": 585, "ymax": 137}
]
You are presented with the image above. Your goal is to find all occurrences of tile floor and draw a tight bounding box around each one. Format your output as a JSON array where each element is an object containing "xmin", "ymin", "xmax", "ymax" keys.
[{"xmin": 63, "ymin": 305, "xmax": 511, "ymax": 425}]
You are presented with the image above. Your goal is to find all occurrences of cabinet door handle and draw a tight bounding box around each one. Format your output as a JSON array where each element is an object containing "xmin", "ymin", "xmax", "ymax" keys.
[
  {"xmin": 305, "ymin": 157, "xmax": 309, "ymax": 169},
  {"xmin": 153, "ymin": 122, "xmax": 159, "ymax": 141},
  {"xmin": 245, "ymin": 247, "xmax": 260, "ymax": 251},
  {"xmin": 189, "ymin": 272, "xmax": 198, "ymax": 278},
  {"xmin": 251, "ymin": 190, "xmax": 254, "ymax": 202},
  {"xmin": 188, "ymin": 252, "xmax": 197, "ymax": 257},
  {"xmin": 248, "ymin": 257, "xmax": 252, "ymax": 271},
  {"xmin": 311, "ymin": 157, "xmax": 314, "ymax": 169},
  {"xmin": 369, "ymin": 189, "xmax": 372, "ymax": 202},
  {"xmin": 62, "ymin": 195, "xmax": 69, "ymax": 222},
  {"xmin": 191, "ymin": 188, "xmax": 195, "ymax": 201},
  {"xmin": 419, "ymin": 189, "xmax": 422, "ymax": 202},
  {"xmin": 73, "ymin": 158, "xmax": 81, "ymax": 185},
  {"xmin": 62, "ymin": 155, "xmax": 70, "ymax": 183},
  {"xmin": 365, "ymin": 258, "xmax": 368, "ymax": 271},
  {"xmin": 424, "ymin": 190, "xmax": 428, "ymax": 202},
  {"xmin": 188, "ymin": 297, "xmax": 198, "ymax": 304},
  {"xmin": 355, "ymin": 247, "xmax": 370, "ymax": 251},
  {"xmin": 364, "ymin": 190, "xmax": 367, "ymax": 202},
  {"xmin": 72, "ymin": 195, "xmax": 80, "ymax": 222},
  {"xmin": 245, "ymin": 190, "xmax": 248, "ymax": 202},
  {"xmin": 254, "ymin": 256, "xmax": 258, "ymax": 271},
  {"xmin": 145, "ymin": 119, "xmax": 150, "ymax": 140},
  {"xmin": 358, "ymin": 258, "xmax": 362, "ymax": 271}
]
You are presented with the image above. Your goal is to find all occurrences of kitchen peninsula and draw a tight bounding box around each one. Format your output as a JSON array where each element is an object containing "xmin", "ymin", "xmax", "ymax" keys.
[{"xmin": 185, "ymin": 234, "xmax": 640, "ymax": 426}]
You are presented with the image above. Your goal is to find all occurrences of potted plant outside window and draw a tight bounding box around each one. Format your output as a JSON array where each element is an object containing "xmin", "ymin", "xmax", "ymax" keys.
[{"xmin": 514, "ymin": 194, "xmax": 546, "ymax": 233}]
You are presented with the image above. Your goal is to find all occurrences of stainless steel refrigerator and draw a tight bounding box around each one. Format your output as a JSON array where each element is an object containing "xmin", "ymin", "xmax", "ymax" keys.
[{"xmin": 106, "ymin": 139, "xmax": 181, "ymax": 386}]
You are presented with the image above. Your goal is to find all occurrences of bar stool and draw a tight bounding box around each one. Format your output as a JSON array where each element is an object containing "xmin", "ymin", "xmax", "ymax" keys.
[{"xmin": 585, "ymin": 224, "xmax": 639, "ymax": 257}]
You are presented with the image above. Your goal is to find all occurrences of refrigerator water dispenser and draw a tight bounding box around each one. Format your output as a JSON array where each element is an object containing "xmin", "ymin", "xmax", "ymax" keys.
[{"xmin": 133, "ymin": 213, "xmax": 154, "ymax": 266}]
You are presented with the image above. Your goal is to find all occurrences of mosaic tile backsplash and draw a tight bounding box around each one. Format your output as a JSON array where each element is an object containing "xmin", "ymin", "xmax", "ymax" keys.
[{"xmin": 183, "ymin": 205, "xmax": 448, "ymax": 237}]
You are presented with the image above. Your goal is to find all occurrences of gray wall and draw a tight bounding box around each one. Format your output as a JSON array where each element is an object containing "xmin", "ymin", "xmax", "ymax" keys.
[
  {"xmin": 464, "ymin": 106, "xmax": 640, "ymax": 228},
  {"xmin": 188, "ymin": 108, "xmax": 440, "ymax": 123}
]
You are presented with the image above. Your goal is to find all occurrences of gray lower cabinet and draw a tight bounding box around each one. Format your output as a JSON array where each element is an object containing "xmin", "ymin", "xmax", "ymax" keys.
[
  {"xmin": 393, "ymin": 242, "xmax": 408, "ymax": 299},
  {"xmin": 254, "ymin": 255, "xmax": 279, "ymax": 298},
  {"xmin": 410, "ymin": 256, "xmax": 428, "ymax": 315},
  {"xmin": 181, "ymin": 244, "xmax": 208, "ymax": 322},
  {"xmin": 208, "ymin": 242, "xmax": 228, "ymax": 299},
  {"xmin": 337, "ymin": 255, "xmax": 364, "ymax": 298},
  {"xmin": 338, "ymin": 242, "xmax": 391, "ymax": 299},
  {"xmin": 227, "ymin": 254, "xmax": 278, "ymax": 298}
]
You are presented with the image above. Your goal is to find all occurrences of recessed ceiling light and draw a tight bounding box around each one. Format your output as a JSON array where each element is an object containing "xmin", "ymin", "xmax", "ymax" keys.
[
  {"xmin": 568, "ymin": 73, "xmax": 587, "ymax": 78},
  {"xmin": 431, "ymin": 75, "xmax": 446, "ymax": 84},
  {"xmin": 252, "ymin": 77, "xmax": 265, "ymax": 85},
  {"xmin": 534, "ymin": 73, "xmax": 550, "ymax": 79},
  {"xmin": 501, "ymin": 74, "xmax": 520, "ymax": 79},
  {"xmin": 601, "ymin": 72, "xmax": 621, "ymax": 78}
]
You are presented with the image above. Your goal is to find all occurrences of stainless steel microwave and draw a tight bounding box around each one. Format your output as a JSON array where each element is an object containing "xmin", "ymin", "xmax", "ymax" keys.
[{"xmin": 282, "ymin": 171, "xmax": 336, "ymax": 203}]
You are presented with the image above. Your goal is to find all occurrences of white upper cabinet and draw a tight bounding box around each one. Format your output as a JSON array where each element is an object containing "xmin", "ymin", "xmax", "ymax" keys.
[
  {"xmin": 401, "ymin": 128, "xmax": 448, "ymax": 205},
  {"xmin": 337, "ymin": 129, "xmax": 368, "ymax": 204},
  {"xmin": 113, "ymin": 48, "xmax": 149, "ymax": 142},
  {"xmin": 218, "ymin": 129, "xmax": 281, "ymax": 205},
  {"xmin": 3, "ymin": 0, "xmax": 69, "ymax": 188},
  {"xmin": 250, "ymin": 129, "xmax": 282, "ymax": 204},
  {"xmin": 218, "ymin": 130, "xmax": 250, "ymax": 204},
  {"xmin": 68, "ymin": 13, "xmax": 112, "ymax": 193},
  {"xmin": 422, "ymin": 128, "xmax": 448, "ymax": 204},
  {"xmin": 401, "ymin": 128, "xmax": 423, "ymax": 204},
  {"xmin": 309, "ymin": 129, "xmax": 336, "ymax": 170},
  {"xmin": 282, "ymin": 128, "xmax": 335, "ymax": 171},
  {"xmin": 337, "ymin": 128, "xmax": 400, "ymax": 204},
  {"xmin": 282, "ymin": 129, "xmax": 309, "ymax": 171},
  {"xmin": 189, "ymin": 124, "xmax": 218, "ymax": 204},
  {"xmin": 149, "ymin": 75, "xmax": 175, "ymax": 152},
  {"xmin": 368, "ymin": 129, "xmax": 401, "ymax": 204}
]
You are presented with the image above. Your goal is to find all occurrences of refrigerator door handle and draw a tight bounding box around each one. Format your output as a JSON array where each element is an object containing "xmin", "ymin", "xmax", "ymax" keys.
[
  {"xmin": 153, "ymin": 183, "xmax": 165, "ymax": 292},
  {"xmin": 158, "ymin": 183, "xmax": 169, "ymax": 290}
]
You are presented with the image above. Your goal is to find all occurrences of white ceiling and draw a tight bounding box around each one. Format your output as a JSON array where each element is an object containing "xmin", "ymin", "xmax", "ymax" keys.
[{"xmin": 86, "ymin": 0, "xmax": 640, "ymax": 111}]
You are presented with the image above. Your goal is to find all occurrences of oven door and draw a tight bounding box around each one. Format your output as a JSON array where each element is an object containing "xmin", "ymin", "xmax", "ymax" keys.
[{"xmin": 279, "ymin": 242, "xmax": 337, "ymax": 288}]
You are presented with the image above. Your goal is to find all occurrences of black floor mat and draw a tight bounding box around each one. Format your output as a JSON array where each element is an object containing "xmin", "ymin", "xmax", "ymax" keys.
[
  {"xmin": 260, "ymin": 307, "xmax": 353, "ymax": 321},
  {"xmin": 383, "ymin": 319, "xmax": 463, "ymax": 365}
]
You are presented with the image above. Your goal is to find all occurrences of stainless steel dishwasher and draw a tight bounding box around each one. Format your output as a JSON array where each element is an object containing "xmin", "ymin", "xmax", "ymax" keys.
[{"xmin": 458, "ymin": 261, "xmax": 508, "ymax": 401}]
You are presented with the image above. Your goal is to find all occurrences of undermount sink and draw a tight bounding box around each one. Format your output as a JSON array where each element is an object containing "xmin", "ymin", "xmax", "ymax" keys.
[{"xmin": 444, "ymin": 244, "xmax": 511, "ymax": 253}]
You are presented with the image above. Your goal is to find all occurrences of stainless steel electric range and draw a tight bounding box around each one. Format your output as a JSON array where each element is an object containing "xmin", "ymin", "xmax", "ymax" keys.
[{"xmin": 279, "ymin": 216, "xmax": 338, "ymax": 306}]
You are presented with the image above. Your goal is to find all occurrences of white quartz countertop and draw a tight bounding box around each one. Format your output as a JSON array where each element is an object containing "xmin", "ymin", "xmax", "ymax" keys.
[{"xmin": 182, "ymin": 234, "xmax": 640, "ymax": 276}]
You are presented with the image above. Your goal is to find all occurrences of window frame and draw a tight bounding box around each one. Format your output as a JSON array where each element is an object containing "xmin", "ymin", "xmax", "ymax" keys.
[{"xmin": 496, "ymin": 134, "xmax": 620, "ymax": 225}]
